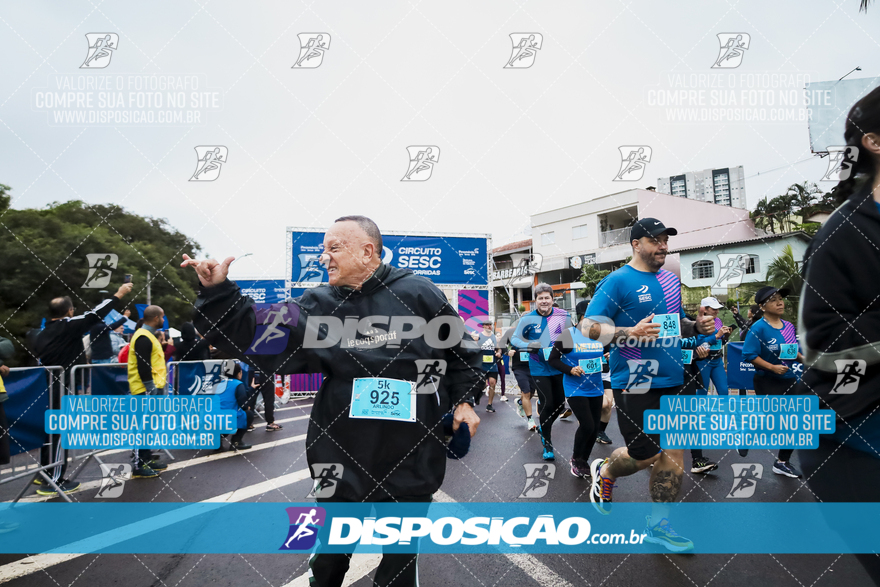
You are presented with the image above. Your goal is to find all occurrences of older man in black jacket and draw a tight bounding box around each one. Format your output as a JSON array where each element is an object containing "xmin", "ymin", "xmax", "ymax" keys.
[{"xmin": 183, "ymin": 216, "xmax": 481, "ymax": 587}]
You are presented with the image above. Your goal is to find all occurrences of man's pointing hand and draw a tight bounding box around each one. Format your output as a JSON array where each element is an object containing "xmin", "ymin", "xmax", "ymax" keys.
[{"xmin": 181, "ymin": 254, "xmax": 235, "ymax": 288}]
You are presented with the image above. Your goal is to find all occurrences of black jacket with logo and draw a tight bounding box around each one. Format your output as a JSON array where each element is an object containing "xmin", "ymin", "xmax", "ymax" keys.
[
  {"xmin": 193, "ymin": 264, "xmax": 482, "ymax": 501},
  {"xmin": 799, "ymin": 185, "xmax": 880, "ymax": 419},
  {"xmin": 35, "ymin": 297, "xmax": 120, "ymax": 372}
]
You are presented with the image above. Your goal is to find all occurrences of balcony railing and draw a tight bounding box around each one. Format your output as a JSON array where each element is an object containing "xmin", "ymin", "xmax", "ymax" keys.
[{"xmin": 600, "ymin": 227, "xmax": 632, "ymax": 247}]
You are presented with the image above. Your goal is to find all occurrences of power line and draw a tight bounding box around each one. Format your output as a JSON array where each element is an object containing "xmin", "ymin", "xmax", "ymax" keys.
[{"xmin": 742, "ymin": 156, "xmax": 818, "ymax": 180}]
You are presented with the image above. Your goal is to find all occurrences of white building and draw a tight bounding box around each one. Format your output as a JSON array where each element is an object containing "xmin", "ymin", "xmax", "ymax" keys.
[
  {"xmin": 657, "ymin": 166, "xmax": 746, "ymax": 209},
  {"xmin": 528, "ymin": 188, "xmax": 757, "ymax": 311}
]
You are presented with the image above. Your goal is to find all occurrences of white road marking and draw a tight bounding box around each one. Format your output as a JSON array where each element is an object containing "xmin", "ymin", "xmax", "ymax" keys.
[
  {"xmin": 14, "ymin": 434, "xmax": 307, "ymax": 504},
  {"xmin": 0, "ymin": 466, "xmax": 312, "ymax": 583}
]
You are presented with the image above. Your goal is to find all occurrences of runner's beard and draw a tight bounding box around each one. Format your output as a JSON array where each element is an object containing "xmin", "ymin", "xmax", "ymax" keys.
[{"xmin": 639, "ymin": 248, "xmax": 666, "ymax": 271}]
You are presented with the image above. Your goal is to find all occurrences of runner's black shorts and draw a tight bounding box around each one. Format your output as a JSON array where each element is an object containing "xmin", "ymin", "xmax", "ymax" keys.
[
  {"xmin": 512, "ymin": 367, "xmax": 532, "ymax": 394},
  {"xmin": 612, "ymin": 386, "xmax": 683, "ymax": 461}
]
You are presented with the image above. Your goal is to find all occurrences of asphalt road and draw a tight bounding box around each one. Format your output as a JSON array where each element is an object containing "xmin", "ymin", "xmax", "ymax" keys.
[{"xmin": 0, "ymin": 393, "xmax": 875, "ymax": 586}]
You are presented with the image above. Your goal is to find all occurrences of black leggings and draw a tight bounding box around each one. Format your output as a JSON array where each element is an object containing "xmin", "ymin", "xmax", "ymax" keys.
[
  {"xmin": 753, "ymin": 376, "xmax": 799, "ymax": 462},
  {"xmin": 532, "ymin": 375, "xmax": 565, "ymax": 446},
  {"xmin": 568, "ymin": 395, "xmax": 603, "ymax": 462}
]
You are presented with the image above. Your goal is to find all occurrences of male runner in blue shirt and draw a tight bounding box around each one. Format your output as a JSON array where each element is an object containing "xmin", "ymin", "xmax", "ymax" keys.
[{"xmin": 584, "ymin": 218, "xmax": 714, "ymax": 552}]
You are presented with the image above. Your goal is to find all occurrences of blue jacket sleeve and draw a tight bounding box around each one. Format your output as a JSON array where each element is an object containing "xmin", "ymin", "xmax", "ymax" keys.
[
  {"xmin": 510, "ymin": 314, "xmax": 540, "ymax": 350},
  {"xmin": 742, "ymin": 327, "xmax": 761, "ymax": 362}
]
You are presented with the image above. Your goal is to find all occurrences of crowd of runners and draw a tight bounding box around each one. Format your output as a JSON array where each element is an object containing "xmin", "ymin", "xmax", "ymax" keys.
[{"xmin": 1, "ymin": 86, "xmax": 877, "ymax": 587}]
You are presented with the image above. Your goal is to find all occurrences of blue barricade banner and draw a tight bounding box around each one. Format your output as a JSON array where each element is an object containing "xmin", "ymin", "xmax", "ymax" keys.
[
  {"xmin": 4, "ymin": 368, "xmax": 51, "ymax": 456},
  {"xmin": 176, "ymin": 361, "xmax": 224, "ymax": 395},
  {"xmin": 3, "ymin": 502, "xmax": 879, "ymax": 554},
  {"xmin": 727, "ymin": 342, "xmax": 802, "ymax": 389},
  {"xmin": 90, "ymin": 365, "xmax": 129, "ymax": 396},
  {"xmin": 727, "ymin": 342, "xmax": 754, "ymax": 390}
]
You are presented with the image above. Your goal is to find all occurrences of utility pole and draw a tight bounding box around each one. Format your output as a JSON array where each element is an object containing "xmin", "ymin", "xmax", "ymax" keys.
[{"xmin": 146, "ymin": 270, "xmax": 151, "ymax": 305}]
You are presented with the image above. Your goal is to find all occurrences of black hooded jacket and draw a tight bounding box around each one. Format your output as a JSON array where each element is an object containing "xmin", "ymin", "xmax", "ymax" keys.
[
  {"xmin": 193, "ymin": 264, "xmax": 482, "ymax": 501},
  {"xmin": 799, "ymin": 184, "xmax": 880, "ymax": 419},
  {"xmin": 173, "ymin": 323, "xmax": 211, "ymax": 362}
]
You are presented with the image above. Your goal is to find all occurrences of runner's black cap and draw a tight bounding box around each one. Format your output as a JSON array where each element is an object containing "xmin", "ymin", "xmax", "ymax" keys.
[
  {"xmin": 629, "ymin": 218, "xmax": 678, "ymax": 241},
  {"xmin": 755, "ymin": 286, "xmax": 790, "ymax": 305}
]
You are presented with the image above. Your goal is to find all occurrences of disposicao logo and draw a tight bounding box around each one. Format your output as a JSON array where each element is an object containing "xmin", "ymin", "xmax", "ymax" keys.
[{"xmin": 280, "ymin": 507, "xmax": 326, "ymax": 550}]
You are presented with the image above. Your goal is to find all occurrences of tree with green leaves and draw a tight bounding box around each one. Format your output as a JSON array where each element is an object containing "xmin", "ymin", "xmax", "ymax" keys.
[
  {"xmin": 0, "ymin": 189, "xmax": 203, "ymax": 366},
  {"xmin": 578, "ymin": 263, "xmax": 611, "ymax": 298},
  {"xmin": 767, "ymin": 244, "xmax": 804, "ymax": 293}
]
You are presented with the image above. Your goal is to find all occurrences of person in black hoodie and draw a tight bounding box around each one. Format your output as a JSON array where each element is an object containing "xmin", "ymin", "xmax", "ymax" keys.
[
  {"xmin": 182, "ymin": 216, "xmax": 481, "ymax": 587},
  {"xmin": 33, "ymin": 282, "xmax": 133, "ymax": 495},
  {"xmin": 89, "ymin": 316, "xmax": 128, "ymax": 363},
  {"xmin": 173, "ymin": 322, "xmax": 211, "ymax": 362},
  {"xmin": 797, "ymin": 86, "xmax": 880, "ymax": 583}
]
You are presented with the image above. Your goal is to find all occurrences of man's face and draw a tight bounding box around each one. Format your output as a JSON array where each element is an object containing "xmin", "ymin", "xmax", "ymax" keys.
[
  {"xmin": 482, "ymin": 323, "xmax": 492, "ymax": 334},
  {"xmin": 703, "ymin": 306, "xmax": 719, "ymax": 318},
  {"xmin": 535, "ymin": 292, "xmax": 553, "ymax": 314},
  {"xmin": 149, "ymin": 311, "xmax": 165, "ymax": 329},
  {"xmin": 321, "ymin": 222, "xmax": 375, "ymax": 287},
  {"xmin": 634, "ymin": 233, "xmax": 669, "ymax": 270}
]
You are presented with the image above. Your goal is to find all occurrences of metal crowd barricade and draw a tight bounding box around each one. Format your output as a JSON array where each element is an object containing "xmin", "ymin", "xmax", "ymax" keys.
[
  {"xmin": 65, "ymin": 363, "xmax": 174, "ymax": 486},
  {"xmin": 0, "ymin": 366, "xmax": 73, "ymax": 503}
]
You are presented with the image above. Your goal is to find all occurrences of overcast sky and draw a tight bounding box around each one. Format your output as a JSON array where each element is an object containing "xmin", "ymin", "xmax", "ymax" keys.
[{"xmin": 2, "ymin": 0, "xmax": 879, "ymax": 282}]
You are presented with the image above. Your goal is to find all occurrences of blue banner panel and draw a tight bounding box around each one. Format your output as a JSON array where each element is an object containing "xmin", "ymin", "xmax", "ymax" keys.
[
  {"xmin": 4, "ymin": 368, "xmax": 51, "ymax": 455},
  {"xmin": 728, "ymin": 342, "xmax": 802, "ymax": 389},
  {"xmin": 236, "ymin": 280, "xmax": 288, "ymax": 304},
  {"xmin": 3, "ymin": 503, "xmax": 879, "ymax": 554},
  {"xmin": 727, "ymin": 342, "xmax": 754, "ymax": 390},
  {"xmin": 290, "ymin": 231, "xmax": 488, "ymax": 286},
  {"xmin": 90, "ymin": 365, "xmax": 129, "ymax": 396}
]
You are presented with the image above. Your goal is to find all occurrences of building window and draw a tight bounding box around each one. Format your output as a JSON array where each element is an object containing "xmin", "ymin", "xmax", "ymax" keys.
[
  {"xmin": 745, "ymin": 255, "xmax": 759, "ymax": 274},
  {"xmin": 572, "ymin": 224, "xmax": 588, "ymax": 240},
  {"xmin": 692, "ymin": 260, "xmax": 714, "ymax": 280},
  {"xmin": 541, "ymin": 232, "xmax": 555, "ymax": 246}
]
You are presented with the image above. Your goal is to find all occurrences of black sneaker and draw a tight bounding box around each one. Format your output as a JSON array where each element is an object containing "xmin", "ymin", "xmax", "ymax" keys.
[
  {"xmin": 486, "ymin": 404, "xmax": 495, "ymax": 413},
  {"xmin": 691, "ymin": 456, "xmax": 718, "ymax": 474},
  {"xmin": 772, "ymin": 461, "xmax": 802, "ymax": 478},
  {"xmin": 231, "ymin": 441, "xmax": 252, "ymax": 450},
  {"xmin": 737, "ymin": 447, "xmax": 749, "ymax": 457},
  {"xmin": 132, "ymin": 466, "xmax": 160, "ymax": 479},
  {"xmin": 570, "ymin": 458, "xmax": 591, "ymax": 479},
  {"xmin": 147, "ymin": 460, "xmax": 169, "ymax": 471},
  {"xmin": 35, "ymin": 479, "xmax": 81, "ymax": 496},
  {"xmin": 595, "ymin": 430, "xmax": 612, "ymax": 444}
]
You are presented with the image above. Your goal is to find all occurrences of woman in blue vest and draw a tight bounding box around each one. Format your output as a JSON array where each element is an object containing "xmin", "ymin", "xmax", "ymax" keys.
[
  {"xmin": 547, "ymin": 318, "xmax": 606, "ymax": 480},
  {"xmin": 742, "ymin": 286, "xmax": 804, "ymax": 478},
  {"xmin": 212, "ymin": 361, "xmax": 252, "ymax": 451}
]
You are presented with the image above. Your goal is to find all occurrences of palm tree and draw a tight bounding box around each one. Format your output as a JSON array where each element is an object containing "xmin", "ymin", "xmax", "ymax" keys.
[
  {"xmin": 767, "ymin": 244, "xmax": 804, "ymax": 292},
  {"xmin": 751, "ymin": 197, "xmax": 774, "ymax": 234}
]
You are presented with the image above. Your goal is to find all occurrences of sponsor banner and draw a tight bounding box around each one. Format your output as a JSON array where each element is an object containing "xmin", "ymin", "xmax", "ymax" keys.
[
  {"xmin": 289, "ymin": 230, "xmax": 489, "ymax": 286},
  {"xmin": 236, "ymin": 280, "xmax": 288, "ymax": 304},
  {"xmin": 645, "ymin": 395, "xmax": 835, "ymax": 449},
  {"xmin": 4, "ymin": 502, "xmax": 879, "ymax": 554}
]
